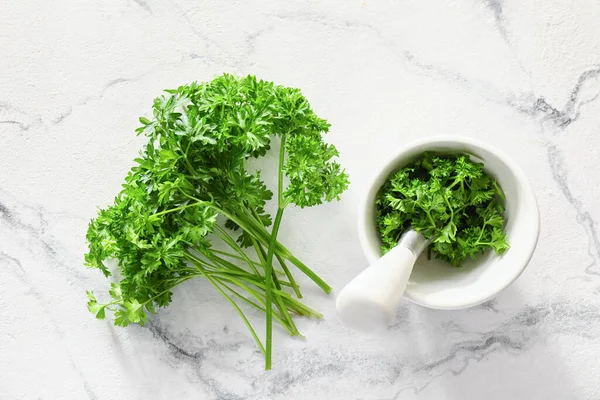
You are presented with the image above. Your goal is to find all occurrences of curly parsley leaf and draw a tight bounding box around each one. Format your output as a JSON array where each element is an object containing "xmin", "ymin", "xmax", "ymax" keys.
[
  {"xmin": 84, "ymin": 74, "xmax": 349, "ymax": 370},
  {"xmin": 376, "ymin": 152, "xmax": 509, "ymax": 266}
]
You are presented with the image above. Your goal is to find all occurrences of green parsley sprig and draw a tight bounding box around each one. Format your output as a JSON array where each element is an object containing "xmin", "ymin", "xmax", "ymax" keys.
[
  {"xmin": 376, "ymin": 152, "xmax": 509, "ymax": 266},
  {"xmin": 84, "ymin": 74, "xmax": 349, "ymax": 369}
]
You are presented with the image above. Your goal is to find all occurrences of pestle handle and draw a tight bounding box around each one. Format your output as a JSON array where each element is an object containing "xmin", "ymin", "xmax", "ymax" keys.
[{"xmin": 336, "ymin": 229, "xmax": 428, "ymax": 332}]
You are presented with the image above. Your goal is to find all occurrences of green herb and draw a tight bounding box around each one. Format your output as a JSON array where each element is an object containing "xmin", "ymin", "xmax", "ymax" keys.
[
  {"xmin": 84, "ymin": 74, "xmax": 349, "ymax": 369},
  {"xmin": 376, "ymin": 152, "xmax": 509, "ymax": 266}
]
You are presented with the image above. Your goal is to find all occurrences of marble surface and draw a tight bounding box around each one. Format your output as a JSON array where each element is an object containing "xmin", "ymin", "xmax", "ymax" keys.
[{"xmin": 2, "ymin": 1, "xmax": 600, "ymax": 399}]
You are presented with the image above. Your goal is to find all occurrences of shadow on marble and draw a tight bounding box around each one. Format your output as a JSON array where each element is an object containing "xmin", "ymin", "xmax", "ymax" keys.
[{"xmin": 399, "ymin": 286, "xmax": 577, "ymax": 399}]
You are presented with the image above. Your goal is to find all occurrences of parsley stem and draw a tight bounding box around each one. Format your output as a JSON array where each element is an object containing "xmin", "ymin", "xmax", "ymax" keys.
[
  {"xmin": 250, "ymin": 208, "xmax": 302, "ymax": 298},
  {"xmin": 214, "ymin": 225, "xmax": 260, "ymax": 276},
  {"xmin": 234, "ymin": 211, "xmax": 331, "ymax": 293},
  {"xmin": 185, "ymin": 251, "xmax": 294, "ymax": 286},
  {"xmin": 443, "ymin": 193, "xmax": 454, "ymax": 222},
  {"xmin": 185, "ymin": 254, "xmax": 302, "ymax": 336},
  {"xmin": 214, "ymin": 273, "xmax": 299, "ymax": 336},
  {"xmin": 208, "ymin": 250, "xmax": 286, "ymax": 276},
  {"xmin": 250, "ymin": 237, "xmax": 282, "ymax": 290},
  {"xmin": 207, "ymin": 253, "xmax": 258, "ymax": 274},
  {"xmin": 201, "ymin": 272, "xmax": 266, "ymax": 355},
  {"xmin": 151, "ymin": 202, "xmax": 199, "ymax": 217},
  {"xmin": 263, "ymin": 133, "xmax": 288, "ymax": 370},
  {"xmin": 185, "ymin": 251, "xmax": 301, "ymax": 312},
  {"xmin": 214, "ymin": 278, "xmax": 297, "ymax": 336},
  {"xmin": 476, "ymin": 222, "xmax": 487, "ymax": 244},
  {"xmin": 249, "ymin": 236, "xmax": 298, "ymax": 333},
  {"xmin": 264, "ymin": 207, "xmax": 284, "ymax": 369},
  {"xmin": 275, "ymin": 254, "xmax": 302, "ymax": 298},
  {"xmin": 185, "ymin": 251, "xmax": 288, "ymax": 289},
  {"xmin": 424, "ymin": 209, "xmax": 437, "ymax": 229},
  {"xmin": 210, "ymin": 250, "xmax": 263, "ymax": 269},
  {"xmin": 280, "ymin": 252, "xmax": 332, "ymax": 294},
  {"xmin": 139, "ymin": 276, "xmax": 195, "ymax": 308},
  {"xmin": 177, "ymin": 193, "xmax": 266, "ymax": 244}
]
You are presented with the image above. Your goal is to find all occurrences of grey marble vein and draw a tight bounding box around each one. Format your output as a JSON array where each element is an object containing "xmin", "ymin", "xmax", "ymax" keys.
[
  {"xmin": 0, "ymin": 236, "xmax": 58, "ymax": 320},
  {"xmin": 233, "ymin": 28, "xmax": 274, "ymax": 70},
  {"xmin": 83, "ymin": 382, "xmax": 98, "ymax": 400},
  {"xmin": 2, "ymin": 1, "xmax": 600, "ymax": 398},
  {"xmin": 51, "ymin": 75, "xmax": 148, "ymax": 125},
  {"xmin": 0, "ymin": 119, "xmax": 30, "ymax": 131},
  {"xmin": 148, "ymin": 320, "xmax": 205, "ymax": 361},
  {"xmin": 271, "ymin": 11, "xmax": 379, "ymax": 32},
  {"xmin": 522, "ymin": 67, "xmax": 600, "ymax": 279},
  {"xmin": 143, "ymin": 300, "xmax": 600, "ymax": 399},
  {"xmin": 418, "ymin": 306, "xmax": 545, "ymax": 375},
  {"xmin": 0, "ymin": 250, "xmax": 26, "ymax": 280},
  {"xmin": 483, "ymin": 0, "xmax": 508, "ymax": 42},
  {"xmin": 51, "ymin": 106, "xmax": 73, "ymax": 124},
  {"xmin": 383, "ymin": 301, "xmax": 600, "ymax": 399},
  {"xmin": 132, "ymin": 0, "xmax": 151, "ymax": 13},
  {"xmin": 0, "ymin": 102, "xmax": 40, "ymax": 134},
  {"xmin": 546, "ymin": 144, "xmax": 600, "ymax": 276},
  {"xmin": 0, "ymin": 195, "xmax": 57, "ymax": 257},
  {"xmin": 166, "ymin": 0, "xmax": 232, "ymax": 63},
  {"xmin": 0, "ymin": 190, "xmax": 93, "ymax": 287},
  {"xmin": 259, "ymin": 358, "xmax": 345, "ymax": 396},
  {"xmin": 478, "ymin": 299, "xmax": 500, "ymax": 313},
  {"xmin": 80, "ymin": 77, "xmax": 137, "ymax": 106},
  {"xmin": 530, "ymin": 67, "xmax": 600, "ymax": 127},
  {"xmin": 272, "ymin": 9, "xmax": 536, "ymax": 111},
  {"xmin": 147, "ymin": 320, "xmax": 246, "ymax": 400}
]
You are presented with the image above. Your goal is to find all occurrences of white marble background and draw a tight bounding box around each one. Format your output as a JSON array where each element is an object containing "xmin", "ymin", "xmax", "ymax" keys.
[{"xmin": 1, "ymin": 1, "xmax": 600, "ymax": 399}]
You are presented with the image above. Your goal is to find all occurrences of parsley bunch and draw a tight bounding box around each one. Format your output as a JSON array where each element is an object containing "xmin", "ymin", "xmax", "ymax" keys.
[
  {"xmin": 84, "ymin": 74, "xmax": 349, "ymax": 369},
  {"xmin": 376, "ymin": 152, "xmax": 509, "ymax": 266}
]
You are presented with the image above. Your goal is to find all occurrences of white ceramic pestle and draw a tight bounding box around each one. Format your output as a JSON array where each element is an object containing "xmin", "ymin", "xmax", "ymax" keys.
[{"xmin": 336, "ymin": 229, "xmax": 429, "ymax": 333}]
